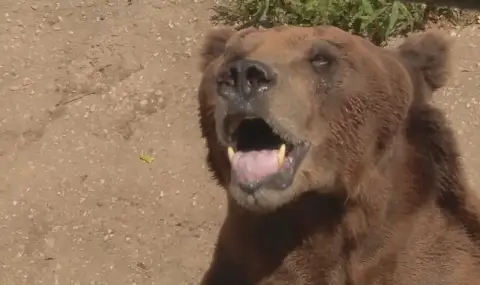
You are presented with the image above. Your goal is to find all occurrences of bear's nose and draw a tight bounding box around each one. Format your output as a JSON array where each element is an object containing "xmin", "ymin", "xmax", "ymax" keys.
[{"xmin": 218, "ymin": 59, "xmax": 275, "ymax": 101}]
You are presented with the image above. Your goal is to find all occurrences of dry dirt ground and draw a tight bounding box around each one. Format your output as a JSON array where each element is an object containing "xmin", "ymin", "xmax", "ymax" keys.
[{"xmin": 0, "ymin": 1, "xmax": 479, "ymax": 285}]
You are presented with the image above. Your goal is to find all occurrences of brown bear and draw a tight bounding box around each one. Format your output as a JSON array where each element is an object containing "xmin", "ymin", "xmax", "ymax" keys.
[{"xmin": 196, "ymin": 25, "xmax": 480, "ymax": 284}]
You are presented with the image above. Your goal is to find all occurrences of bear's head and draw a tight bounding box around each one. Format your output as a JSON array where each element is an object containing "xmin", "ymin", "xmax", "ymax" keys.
[{"xmin": 197, "ymin": 25, "xmax": 451, "ymax": 212}]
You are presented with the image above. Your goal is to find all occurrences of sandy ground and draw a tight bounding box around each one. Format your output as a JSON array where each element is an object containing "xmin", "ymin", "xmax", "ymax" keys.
[{"xmin": 0, "ymin": 1, "xmax": 479, "ymax": 285}]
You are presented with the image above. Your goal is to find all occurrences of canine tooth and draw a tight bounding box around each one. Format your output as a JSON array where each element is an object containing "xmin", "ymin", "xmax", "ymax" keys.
[
  {"xmin": 277, "ymin": 144, "xmax": 286, "ymax": 167},
  {"xmin": 228, "ymin": 147, "xmax": 235, "ymax": 162}
]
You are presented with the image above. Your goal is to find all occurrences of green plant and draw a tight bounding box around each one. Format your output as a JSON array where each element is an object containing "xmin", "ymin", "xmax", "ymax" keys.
[{"xmin": 212, "ymin": 0, "xmax": 431, "ymax": 45}]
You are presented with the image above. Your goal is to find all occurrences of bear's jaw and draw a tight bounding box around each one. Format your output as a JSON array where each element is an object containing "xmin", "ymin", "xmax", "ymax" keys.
[{"xmin": 223, "ymin": 115, "xmax": 309, "ymax": 194}]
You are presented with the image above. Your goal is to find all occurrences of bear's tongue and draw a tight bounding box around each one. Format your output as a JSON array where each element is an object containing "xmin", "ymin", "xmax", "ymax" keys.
[{"xmin": 231, "ymin": 150, "xmax": 279, "ymax": 184}]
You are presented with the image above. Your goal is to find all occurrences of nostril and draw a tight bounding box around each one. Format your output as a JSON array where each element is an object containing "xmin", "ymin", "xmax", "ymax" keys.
[
  {"xmin": 246, "ymin": 66, "xmax": 268, "ymax": 82},
  {"xmin": 217, "ymin": 67, "xmax": 239, "ymax": 99},
  {"xmin": 245, "ymin": 63, "xmax": 274, "ymax": 92},
  {"xmin": 246, "ymin": 65, "xmax": 269, "ymax": 83},
  {"xmin": 227, "ymin": 67, "xmax": 238, "ymax": 86}
]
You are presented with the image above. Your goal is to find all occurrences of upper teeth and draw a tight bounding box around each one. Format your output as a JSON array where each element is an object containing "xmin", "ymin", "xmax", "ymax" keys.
[
  {"xmin": 227, "ymin": 144, "xmax": 286, "ymax": 168},
  {"xmin": 277, "ymin": 144, "xmax": 286, "ymax": 167},
  {"xmin": 228, "ymin": 147, "xmax": 235, "ymax": 161}
]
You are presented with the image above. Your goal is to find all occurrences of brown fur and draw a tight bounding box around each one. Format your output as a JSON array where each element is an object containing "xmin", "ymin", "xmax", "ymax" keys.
[{"xmin": 196, "ymin": 25, "xmax": 480, "ymax": 284}]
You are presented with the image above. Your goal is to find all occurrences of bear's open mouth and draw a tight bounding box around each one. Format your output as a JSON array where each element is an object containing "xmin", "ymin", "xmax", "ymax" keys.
[{"xmin": 223, "ymin": 115, "xmax": 309, "ymax": 193}]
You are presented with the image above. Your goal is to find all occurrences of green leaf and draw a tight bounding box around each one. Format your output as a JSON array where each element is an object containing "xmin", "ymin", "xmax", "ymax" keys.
[
  {"xmin": 360, "ymin": 0, "xmax": 373, "ymax": 15},
  {"xmin": 387, "ymin": 1, "xmax": 400, "ymax": 37},
  {"xmin": 365, "ymin": 6, "xmax": 388, "ymax": 25},
  {"xmin": 398, "ymin": 2, "xmax": 415, "ymax": 31}
]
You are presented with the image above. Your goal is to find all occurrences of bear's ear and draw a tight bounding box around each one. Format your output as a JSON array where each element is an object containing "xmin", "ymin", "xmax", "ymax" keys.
[
  {"xmin": 397, "ymin": 30, "xmax": 453, "ymax": 90},
  {"xmin": 199, "ymin": 27, "xmax": 236, "ymax": 72}
]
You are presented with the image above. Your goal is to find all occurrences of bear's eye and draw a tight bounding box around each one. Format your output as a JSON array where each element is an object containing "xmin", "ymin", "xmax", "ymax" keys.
[{"xmin": 311, "ymin": 55, "xmax": 329, "ymax": 70}]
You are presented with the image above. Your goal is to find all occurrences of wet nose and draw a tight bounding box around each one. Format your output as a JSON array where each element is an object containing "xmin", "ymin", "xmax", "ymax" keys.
[{"xmin": 219, "ymin": 59, "xmax": 275, "ymax": 100}]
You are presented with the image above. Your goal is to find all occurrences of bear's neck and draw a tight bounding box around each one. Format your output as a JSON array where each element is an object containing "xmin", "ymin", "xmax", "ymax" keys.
[
  {"xmin": 227, "ymin": 133, "xmax": 427, "ymax": 282},
  {"xmin": 340, "ymin": 132, "xmax": 415, "ymax": 243}
]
